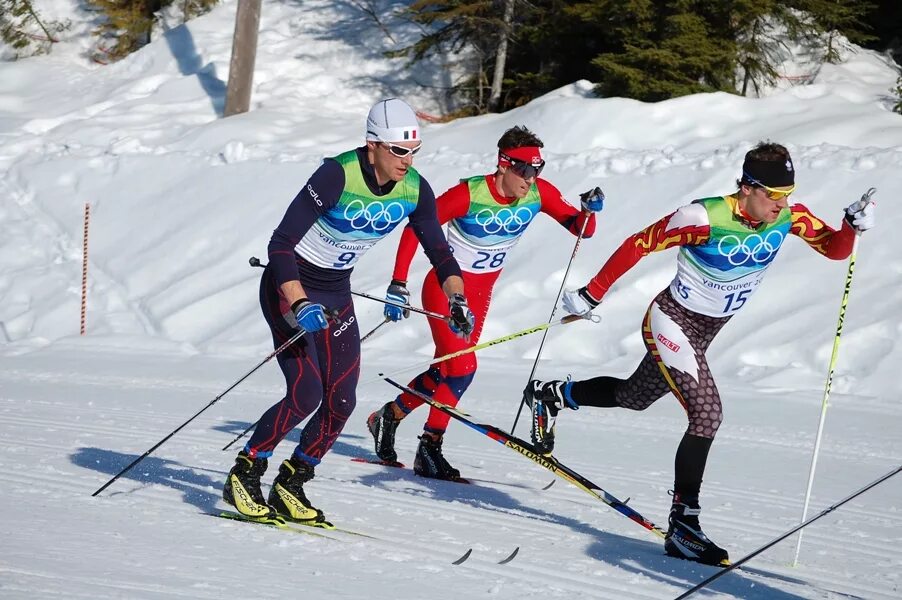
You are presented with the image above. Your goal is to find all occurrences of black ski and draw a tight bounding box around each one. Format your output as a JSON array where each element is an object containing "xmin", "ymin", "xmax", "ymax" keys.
[{"xmin": 383, "ymin": 377, "xmax": 667, "ymax": 539}]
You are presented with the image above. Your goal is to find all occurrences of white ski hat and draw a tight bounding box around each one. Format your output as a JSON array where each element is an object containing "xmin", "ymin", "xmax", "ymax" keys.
[{"xmin": 366, "ymin": 98, "xmax": 420, "ymax": 143}]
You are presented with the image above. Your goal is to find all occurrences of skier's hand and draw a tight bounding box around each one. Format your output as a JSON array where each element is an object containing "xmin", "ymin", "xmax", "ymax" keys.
[
  {"xmin": 579, "ymin": 187, "xmax": 605, "ymax": 212},
  {"xmin": 448, "ymin": 293, "xmax": 475, "ymax": 339},
  {"xmin": 562, "ymin": 287, "xmax": 600, "ymax": 316},
  {"xmin": 383, "ymin": 279, "xmax": 410, "ymax": 322},
  {"xmin": 292, "ymin": 299, "xmax": 329, "ymax": 333},
  {"xmin": 844, "ymin": 198, "xmax": 875, "ymax": 233}
]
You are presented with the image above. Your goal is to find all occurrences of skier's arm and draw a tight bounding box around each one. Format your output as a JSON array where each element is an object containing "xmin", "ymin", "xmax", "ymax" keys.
[
  {"xmin": 537, "ymin": 179, "xmax": 597, "ymax": 238},
  {"xmin": 406, "ymin": 178, "xmax": 463, "ymax": 295},
  {"xmin": 585, "ymin": 205, "xmax": 710, "ymax": 301},
  {"xmin": 268, "ymin": 159, "xmax": 344, "ymax": 304},
  {"xmin": 391, "ymin": 182, "xmax": 470, "ymax": 283},
  {"xmin": 789, "ymin": 203, "xmax": 855, "ymax": 260}
]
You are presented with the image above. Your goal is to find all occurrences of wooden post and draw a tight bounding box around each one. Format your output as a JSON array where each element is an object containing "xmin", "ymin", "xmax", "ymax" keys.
[
  {"xmin": 224, "ymin": 0, "xmax": 262, "ymax": 117},
  {"xmin": 81, "ymin": 202, "xmax": 90, "ymax": 335}
]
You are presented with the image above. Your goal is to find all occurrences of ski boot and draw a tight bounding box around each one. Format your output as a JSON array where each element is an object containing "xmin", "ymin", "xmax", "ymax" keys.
[
  {"xmin": 268, "ymin": 455, "xmax": 331, "ymax": 527},
  {"xmin": 524, "ymin": 379, "xmax": 578, "ymax": 455},
  {"xmin": 664, "ymin": 493, "xmax": 730, "ymax": 566},
  {"xmin": 367, "ymin": 401, "xmax": 402, "ymax": 463},
  {"xmin": 223, "ymin": 451, "xmax": 278, "ymax": 519},
  {"xmin": 413, "ymin": 434, "xmax": 461, "ymax": 481}
]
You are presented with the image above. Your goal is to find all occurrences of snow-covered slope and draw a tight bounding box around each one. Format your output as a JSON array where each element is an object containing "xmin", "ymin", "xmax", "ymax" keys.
[{"xmin": 1, "ymin": 1, "xmax": 900, "ymax": 598}]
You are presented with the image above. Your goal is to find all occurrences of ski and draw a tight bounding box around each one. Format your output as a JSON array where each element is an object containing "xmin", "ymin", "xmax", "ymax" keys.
[
  {"xmin": 350, "ymin": 456, "xmax": 471, "ymax": 484},
  {"xmin": 214, "ymin": 510, "xmax": 376, "ymax": 539},
  {"xmin": 383, "ymin": 377, "xmax": 667, "ymax": 539}
]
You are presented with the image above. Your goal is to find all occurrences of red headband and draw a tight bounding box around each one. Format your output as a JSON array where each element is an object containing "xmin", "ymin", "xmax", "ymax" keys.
[{"xmin": 498, "ymin": 146, "xmax": 543, "ymax": 167}]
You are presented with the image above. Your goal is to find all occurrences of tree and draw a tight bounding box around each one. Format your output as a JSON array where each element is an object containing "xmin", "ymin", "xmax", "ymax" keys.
[
  {"xmin": 90, "ymin": 0, "xmax": 218, "ymax": 62},
  {"xmin": 592, "ymin": 1, "xmax": 736, "ymax": 101},
  {"xmin": 1, "ymin": 0, "xmax": 69, "ymax": 58},
  {"xmin": 389, "ymin": 0, "xmax": 505, "ymax": 114},
  {"xmin": 792, "ymin": 0, "xmax": 877, "ymax": 64},
  {"xmin": 892, "ymin": 74, "xmax": 902, "ymax": 114}
]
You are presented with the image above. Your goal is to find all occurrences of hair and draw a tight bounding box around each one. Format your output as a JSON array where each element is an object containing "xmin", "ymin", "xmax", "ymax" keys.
[
  {"xmin": 497, "ymin": 126, "xmax": 544, "ymax": 149},
  {"xmin": 736, "ymin": 141, "xmax": 792, "ymax": 188}
]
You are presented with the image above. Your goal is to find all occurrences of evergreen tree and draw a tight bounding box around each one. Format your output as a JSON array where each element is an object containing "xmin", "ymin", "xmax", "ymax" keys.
[
  {"xmin": 591, "ymin": 0, "xmax": 736, "ymax": 101},
  {"xmin": 892, "ymin": 74, "xmax": 902, "ymax": 114},
  {"xmin": 1, "ymin": 0, "xmax": 69, "ymax": 58},
  {"xmin": 388, "ymin": 0, "xmax": 503, "ymax": 114},
  {"xmin": 90, "ymin": 0, "xmax": 218, "ymax": 62},
  {"xmin": 791, "ymin": 0, "xmax": 877, "ymax": 63}
]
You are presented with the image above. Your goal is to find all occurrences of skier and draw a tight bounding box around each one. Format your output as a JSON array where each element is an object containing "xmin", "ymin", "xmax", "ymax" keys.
[
  {"xmin": 525, "ymin": 142, "xmax": 876, "ymax": 565},
  {"xmin": 366, "ymin": 125, "xmax": 604, "ymax": 480},
  {"xmin": 223, "ymin": 98, "xmax": 475, "ymax": 525}
]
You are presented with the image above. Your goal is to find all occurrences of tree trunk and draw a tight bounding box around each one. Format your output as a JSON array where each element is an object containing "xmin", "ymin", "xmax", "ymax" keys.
[
  {"xmin": 488, "ymin": 0, "xmax": 515, "ymax": 112},
  {"xmin": 224, "ymin": 0, "xmax": 262, "ymax": 117}
]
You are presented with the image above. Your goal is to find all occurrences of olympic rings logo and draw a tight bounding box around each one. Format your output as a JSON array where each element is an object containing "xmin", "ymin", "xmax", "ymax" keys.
[
  {"xmin": 717, "ymin": 230, "xmax": 784, "ymax": 266},
  {"xmin": 473, "ymin": 207, "xmax": 534, "ymax": 235},
  {"xmin": 343, "ymin": 199, "xmax": 405, "ymax": 231}
]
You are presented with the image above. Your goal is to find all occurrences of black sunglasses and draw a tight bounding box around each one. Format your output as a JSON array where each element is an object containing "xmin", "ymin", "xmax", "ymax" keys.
[
  {"xmin": 500, "ymin": 152, "xmax": 545, "ymax": 179},
  {"xmin": 382, "ymin": 142, "xmax": 422, "ymax": 158}
]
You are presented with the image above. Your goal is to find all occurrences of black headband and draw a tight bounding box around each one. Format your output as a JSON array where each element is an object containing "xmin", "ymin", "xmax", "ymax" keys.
[{"xmin": 741, "ymin": 157, "xmax": 795, "ymax": 188}]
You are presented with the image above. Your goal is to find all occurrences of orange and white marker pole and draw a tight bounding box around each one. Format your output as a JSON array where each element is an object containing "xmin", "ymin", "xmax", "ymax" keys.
[{"xmin": 80, "ymin": 202, "xmax": 90, "ymax": 335}]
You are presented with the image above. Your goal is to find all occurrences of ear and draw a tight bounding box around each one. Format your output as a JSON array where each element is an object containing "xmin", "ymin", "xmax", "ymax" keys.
[{"xmin": 366, "ymin": 140, "xmax": 378, "ymax": 152}]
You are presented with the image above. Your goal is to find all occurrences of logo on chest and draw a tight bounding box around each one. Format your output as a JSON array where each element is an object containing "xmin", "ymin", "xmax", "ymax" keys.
[
  {"xmin": 716, "ymin": 230, "xmax": 784, "ymax": 266},
  {"xmin": 473, "ymin": 206, "xmax": 534, "ymax": 235}
]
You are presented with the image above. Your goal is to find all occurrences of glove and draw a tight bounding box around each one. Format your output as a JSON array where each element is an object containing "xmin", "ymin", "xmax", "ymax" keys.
[
  {"xmin": 844, "ymin": 199, "xmax": 875, "ymax": 232},
  {"xmin": 579, "ymin": 187, "xmax": 605, "ymax": 212},
  {"xmin": 383, "ymin": 279, "xmax": 411, "ymax": 322},
  {"xmin": 292, "ymin": 299, "xmax": 329, "ymax": 333},
  {"xmin": 448, "ymin": 293, "xmax": 475, "ymax": 339},
  {"xmin": 561, "ymin": 287, "xmax": 600, "ymax": 316}
]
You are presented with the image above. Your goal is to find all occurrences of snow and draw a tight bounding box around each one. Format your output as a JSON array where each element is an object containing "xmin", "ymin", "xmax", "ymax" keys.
[{"xmin": 1, "ymin": 1, "xmax": 901, "ymax": 598}]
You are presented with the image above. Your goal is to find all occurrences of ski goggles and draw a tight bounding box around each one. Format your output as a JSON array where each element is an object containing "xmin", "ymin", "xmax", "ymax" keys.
[
  {"xmin": 743, "ymin": 172, "xmax": 796, "ymax": 200},
  {"xmin": 500, "ymin": 152, "xmax": 545, "ymax": 179},
  {"xmin": 382, "ymin": 141, "xmax": 422, "ymax": 158}
]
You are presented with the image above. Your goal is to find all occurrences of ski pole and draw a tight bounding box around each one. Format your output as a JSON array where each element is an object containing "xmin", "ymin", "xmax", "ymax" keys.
[
  {"xmin": 351, "ymin": 290, "xmax": 449, "ymax": 322},
  {"xmin": 249, "ymin": 256, "xmax": 448, "ymax": 322},
  {"xmin": 361, "ymin": 317, "xmax": 391, "ymax": 343},
  {"xmin": 510, "ymin": 207, "xmax": 594, "ymax": 435},
  {"xmin": 364, "ymin": 314, "xmax": 594, "ymax": 386},
  {"xmin": 92, "ymin": 328, "xmax": 307, "ymax": 497},
  {"xmin": 791, "ymin": 186, "xmax": 875, "ymax": 566},
  {"xmin": 221, "ymin": 315, "xmax": 394, "ymax": 452},
  {"xmin": 674, "ymin": 462, "xmax": 902, "ymax": 600}
]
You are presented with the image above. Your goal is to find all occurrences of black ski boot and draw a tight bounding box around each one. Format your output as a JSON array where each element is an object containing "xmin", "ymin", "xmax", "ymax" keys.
[
  {"xmin": 268, "ymin": 455, "xmax": 330, "ymax": 526},
  {"xmin": 664, "ymin": 493, "xmax": 730, "ymax": 566},
  {"xmin": 367, "ymin": 402, "xmax": 402, "ymax": 463},
  {"xmin": 223, "ymin": 451, "xmax": 277, "ymax": 519},
  {"xmin": 413, "ymin": 434, "xmax": 461, "ymax": 481},
  {"xmin": 524, "ymin": 379, "xmax": 578, "ymax": 455}
]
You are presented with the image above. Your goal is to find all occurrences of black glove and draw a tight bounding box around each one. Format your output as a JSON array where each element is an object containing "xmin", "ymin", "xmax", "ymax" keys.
[{"xmin": 448, "ymin": 293, "xmax": 475, "ymax": 338}]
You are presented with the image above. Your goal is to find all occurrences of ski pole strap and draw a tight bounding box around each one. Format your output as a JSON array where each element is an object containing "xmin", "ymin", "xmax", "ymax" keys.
[{"xmin": 367, "ymin": 314, "xmax": 591, "ymax": 385}]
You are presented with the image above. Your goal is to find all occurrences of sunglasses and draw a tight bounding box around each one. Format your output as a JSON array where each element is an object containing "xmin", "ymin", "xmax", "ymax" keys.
[
  {"xmin": 501, "ymin": 152, "xmax": 545, "ymax": 179},
  {"xmin": 743, "ymin": 172, "xmax": 796, "ymax": 200},
  {"xmin": 381, "ymin": 142, "xmax": 422, "ymax": 158}
]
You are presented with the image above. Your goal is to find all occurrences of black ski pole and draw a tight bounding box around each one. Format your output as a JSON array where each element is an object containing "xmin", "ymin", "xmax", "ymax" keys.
[
  {"xmin": 250, "ymin": 256, "xmax": 448, "ymax": 322},
  {"xmin": 673, "ymin": 463, "xmax": 902, "ymax": 599},
  {"xmin": 510, "ymin": 207, "xmax": 594, "ymax": 435},
  {"xmin": 92, "ymin": 328, "xmax": 306, "ymax": 497},
  {"xmin": 361, "ymin": 317, "xmax": 391, "ymax": 343}
]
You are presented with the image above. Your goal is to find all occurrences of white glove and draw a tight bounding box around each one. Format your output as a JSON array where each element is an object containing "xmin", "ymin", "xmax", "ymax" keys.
[
  {"xmin": 844, "ymin": 199, "xmax": 876, "ymax": 232},
  {"xmin": 561, "ymin": 287, "xmax": 600, "ymax": 316}
]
